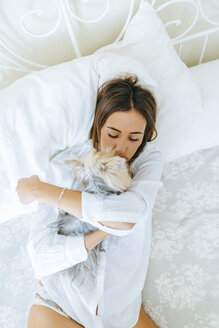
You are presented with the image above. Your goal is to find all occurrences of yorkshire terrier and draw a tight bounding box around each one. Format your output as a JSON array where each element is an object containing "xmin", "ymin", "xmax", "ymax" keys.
[{"xmin": 48, "ymin": 146, "xmax": 132, "ymax": 287}]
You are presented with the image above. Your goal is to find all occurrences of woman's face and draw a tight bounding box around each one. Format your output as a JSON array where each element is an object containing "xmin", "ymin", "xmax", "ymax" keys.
[{"xmin": 100, "ymin": 109, "xmax": 146, "ymax": 161}]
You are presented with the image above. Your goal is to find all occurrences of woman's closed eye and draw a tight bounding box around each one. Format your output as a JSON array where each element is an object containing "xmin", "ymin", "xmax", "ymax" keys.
[{"xmin": 108, "ymin": 133, "xmax": 139, "ymax": 142}]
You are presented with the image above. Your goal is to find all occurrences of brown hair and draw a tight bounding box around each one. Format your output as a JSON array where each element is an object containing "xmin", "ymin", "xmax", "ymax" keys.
[{"xmin": 89, "ymin": 75, "xmax": 158, "ymax": 164}]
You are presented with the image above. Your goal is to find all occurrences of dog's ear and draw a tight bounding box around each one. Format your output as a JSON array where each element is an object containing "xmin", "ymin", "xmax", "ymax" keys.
[
  {"xmin": 98, "ymin": 147, "xmax": 116, "ymax": 172},
  {"xmin": 99, "ymin": 162, "xmax": 107, "ymax": 172},
  {"xmin": 63, "ymin": 158, "xmax": 84, "ymax": 179},
  {"xmin": 63, "ymin": 158, "xmax": 83, "ymax": 167}
]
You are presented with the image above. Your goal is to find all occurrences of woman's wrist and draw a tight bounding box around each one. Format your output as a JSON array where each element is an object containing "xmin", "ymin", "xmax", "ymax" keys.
[
  {"xmin": 32, "ymin": 181, "xmax": 82, "ymax": 218},
  {"xmin": 31, "ymin": 180, "xmax": 44, "ymax": 201},
  {"xmin": 32, "ymin": 181, "xmax": 65, "ymax": 207},
  {"xmin": 84, "ymin": 230, "xmax": 110, "ymax": 253}
]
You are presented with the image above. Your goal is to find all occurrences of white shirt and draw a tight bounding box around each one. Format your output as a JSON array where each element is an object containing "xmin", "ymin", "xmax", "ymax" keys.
[{"xmin": 27, "ymin": 139, "xmax": 164, "ymax": 328}]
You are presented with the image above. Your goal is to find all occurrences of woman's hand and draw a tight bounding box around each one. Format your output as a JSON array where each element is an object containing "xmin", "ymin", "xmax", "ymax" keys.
[{"xmin": 16, "ymin": 175, "xmax": 41, "ymax": 205}]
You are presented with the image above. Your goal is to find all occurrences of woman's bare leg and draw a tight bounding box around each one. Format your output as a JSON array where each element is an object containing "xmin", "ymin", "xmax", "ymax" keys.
[
  {"xmin": 134, "ymin": 305, "xmax": 158, "ymax": 328},
  {"xmin": 27, "ymin": 303, "xmax": 156, "ymax": 328},
  {"xmin": 27, "ymin": 305, "xmax": 84, "ymax": 328}
]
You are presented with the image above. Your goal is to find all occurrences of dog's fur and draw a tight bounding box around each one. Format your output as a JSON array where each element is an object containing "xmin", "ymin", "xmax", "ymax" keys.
[{"xmin": 48, "ymin": 147, "xmax": 132, "ymax": 288}]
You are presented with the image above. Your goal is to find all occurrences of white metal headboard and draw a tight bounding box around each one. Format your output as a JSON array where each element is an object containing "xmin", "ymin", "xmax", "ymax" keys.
[
  {"xmin": 155, "ymin": 0, "xmax": 219, "ymax": 64},
  {"xmin": 0, "ymin": 0, "xmax": 219, "ymax": 81}
]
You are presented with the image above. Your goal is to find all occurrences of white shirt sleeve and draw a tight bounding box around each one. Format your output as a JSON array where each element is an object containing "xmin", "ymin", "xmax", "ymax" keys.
[
  {"xmin": 26, "ymin": 147, "xmax": 89, "ymax": 278},
  {"xmin": 81, "ymin": 143, "xmax": 164, "ymax": 237},
  {"xmin": 27, "ymin": 203, "xmax": 88, "ymax": 278}
]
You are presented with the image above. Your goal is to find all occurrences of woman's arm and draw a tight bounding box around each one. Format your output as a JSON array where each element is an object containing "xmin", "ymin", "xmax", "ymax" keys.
[
  {"xmin": 34, "ymin": 181, "xmax": 134, "ymax": 231},
  {"xmin": 32, "ymin": 182, "xmax": 113, "ymax": 252},
  {"xmin": 17, "ymin": 177, "xmax": 134, "ymax": 231}
]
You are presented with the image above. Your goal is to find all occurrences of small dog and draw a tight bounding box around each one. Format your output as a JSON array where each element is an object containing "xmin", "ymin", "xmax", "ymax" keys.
[{"xmin": 48, "ymin": 146, "xmax": 132, "ymax": 287}]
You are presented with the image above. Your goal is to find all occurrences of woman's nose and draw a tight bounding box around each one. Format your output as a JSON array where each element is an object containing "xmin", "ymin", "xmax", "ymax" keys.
[{"xmin": 115, "ymin": 140, "xmax": 127, "ymax": 157}]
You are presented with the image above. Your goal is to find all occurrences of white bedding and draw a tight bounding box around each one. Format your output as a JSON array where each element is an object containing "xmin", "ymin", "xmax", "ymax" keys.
[{"xmin": 142, "ymin": 144, "xmax": 219, "ymax": 328}]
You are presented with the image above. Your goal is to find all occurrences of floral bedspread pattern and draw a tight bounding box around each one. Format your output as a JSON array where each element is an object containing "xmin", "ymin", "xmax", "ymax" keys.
[
  {"xmin": 0, "ymin": 211, "xmax": 37, "ymax": 328},
  {"xmin": 0, "ymin": 146, "xmax": 218, "ymax": 328},
  {"xmin": 142, "ymin": 146, "xmax": 219, "ymax": 328}
]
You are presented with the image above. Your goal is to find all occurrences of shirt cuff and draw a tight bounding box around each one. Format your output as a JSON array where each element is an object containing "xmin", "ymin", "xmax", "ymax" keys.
[
  {"xmin": 65, "ymin": 235, "xmax": 88, "ymax": 265},
  {"xmin": 90, "ymin": 221, "xmax": 135, "ymax": 236},
  {"xmin": 81, "ymin": 191, "xmax": 134, "ymax": 236},
  {"xmin": 81, "ymin": 191, "xmax": 104, "ymax": 223}
]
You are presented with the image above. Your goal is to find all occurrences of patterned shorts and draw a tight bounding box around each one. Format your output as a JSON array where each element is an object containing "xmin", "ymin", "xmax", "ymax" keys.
[{"xmin": 33, "ymin": 280, "xmax": 83, "ymax": 326}]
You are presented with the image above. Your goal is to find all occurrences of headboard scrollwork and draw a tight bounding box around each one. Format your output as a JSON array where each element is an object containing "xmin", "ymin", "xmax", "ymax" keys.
[{"xmin": 0, "ymin": 0, "xmax": 218, "ymax": 87}]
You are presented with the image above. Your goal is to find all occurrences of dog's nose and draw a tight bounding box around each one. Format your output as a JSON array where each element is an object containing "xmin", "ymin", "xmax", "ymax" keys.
[{"xmin": 116, "ymin": 152, "xmax": 127, "ymax": 160}]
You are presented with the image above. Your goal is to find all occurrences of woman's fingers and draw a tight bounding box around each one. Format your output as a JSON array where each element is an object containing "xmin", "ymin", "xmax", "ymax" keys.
[{"xmin": 16, "ymin": 175, "xmax": 40, "ymax": 204}]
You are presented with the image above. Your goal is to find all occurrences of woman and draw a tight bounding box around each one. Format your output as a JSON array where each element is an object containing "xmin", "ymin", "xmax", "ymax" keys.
[{"xmin": 16, "ymin": 75, "xmax": 163, "ymax": 328}]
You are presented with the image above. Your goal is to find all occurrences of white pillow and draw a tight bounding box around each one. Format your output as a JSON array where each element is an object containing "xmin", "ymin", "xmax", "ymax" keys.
[
  {"xmin": 155, "ymin": 59, "xmax": 219, "ymax": 162},
  {"xmin": 0, "ymin": 1, "xmax": 204, "ymax": 222},
  {"xmin": 96, "ymin": 1, "xmax": 202, "ymax": 128},
  {"xmin": 0, "ymin": 56, "xmax": 99, "ymax": 222}
]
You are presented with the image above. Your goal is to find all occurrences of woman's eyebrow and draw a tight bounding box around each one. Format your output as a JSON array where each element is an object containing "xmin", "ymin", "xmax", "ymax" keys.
[{"xmin": 107, "ymin": 126, "xmax": 143, "ymax": 134}]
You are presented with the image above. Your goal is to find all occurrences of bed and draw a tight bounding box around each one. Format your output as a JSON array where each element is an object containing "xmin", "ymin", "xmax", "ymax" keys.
[{"xmin": 0, "ymin": 1, "xmax": 219, "ymax": 327}]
